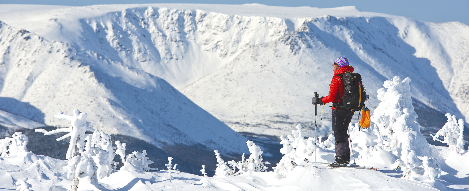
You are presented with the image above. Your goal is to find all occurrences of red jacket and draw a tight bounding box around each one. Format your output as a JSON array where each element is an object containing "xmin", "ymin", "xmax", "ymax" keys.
[{"xmin": 322, "ymin": 65, "xmax": 355, "ymax": 109}]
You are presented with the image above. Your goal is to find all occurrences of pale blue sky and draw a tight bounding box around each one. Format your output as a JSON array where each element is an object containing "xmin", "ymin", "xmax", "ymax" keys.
[{"xmin": 1, "ymin": 0, "xmax": 468, "ymax": 26}]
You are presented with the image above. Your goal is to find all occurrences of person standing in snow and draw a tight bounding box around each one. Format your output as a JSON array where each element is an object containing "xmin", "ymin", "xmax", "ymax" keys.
[{"xmin": 312, "ymin": 57, "xmax": 354, "ymax": 165}]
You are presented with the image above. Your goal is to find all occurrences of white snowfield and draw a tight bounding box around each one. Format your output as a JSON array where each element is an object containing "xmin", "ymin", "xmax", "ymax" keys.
[
  {"xmin": 2, "ymin": 151, "xmax": 456, "ymax": 191},
  {"xmin": 0, "ymin": 4, "xmax": 468, "ymax": 152}
]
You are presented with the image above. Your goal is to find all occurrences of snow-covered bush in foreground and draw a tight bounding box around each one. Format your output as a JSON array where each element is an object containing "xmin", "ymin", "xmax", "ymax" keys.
[
  {"xmin": 214, "ymin": 140, "xmax": 268, "ymax": 177},
  {"xmin": 0, "ymin": 132, "xmax": 28, "ymax": 157},
  {"xmin": 89, "ymin": 130, "xmax": 115, "ymax": 178},
  {"xmin": 35, "ymin": 110, "xmax": 92, "ymax": 160},
  {"xmin": 370, "ymin": 76, "xmax": 440, "ymax": 182},
  {"xmin": 36, "ymin": 110, "xmax": 99, "ymax": 180},
  {"xmin": 432, "ymin": 113, "xmax": 466, "ymax": 154},
  {"xmin": 348, "ymin": 123, "xmax": 379, "ymax": 162},
  {"xmin": 246, "ymin": 140, "xmax": 268, "ymax": 172},
  {"xmin": 274, "ymin": 124, "xmax": 316, "ymax": 177},
  {"xmin": 164, "ymin": 157, "xmax": 178, "ymax": 180},
  {"xmin": 214, "ymin": 150, "xmax": 232, "ymax": 177},
  {"xmin": 36, "ymin": 109, "xmax": 154, "ymax": 183},
  {"xmin": 122, "ymin": 150, "xmax": 154, "ymax": 173}
]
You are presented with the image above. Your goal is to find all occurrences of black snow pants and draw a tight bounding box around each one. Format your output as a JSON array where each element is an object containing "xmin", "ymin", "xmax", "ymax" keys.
[{"xmin": 332, "ymin": 109, "xmax": 354, "ymax": 161}]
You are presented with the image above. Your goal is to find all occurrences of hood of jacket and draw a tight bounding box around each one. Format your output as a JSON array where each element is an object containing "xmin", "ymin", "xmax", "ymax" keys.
[{"xmin": 334, "ymin": 65, "xmax": 354, "ymax": 75}]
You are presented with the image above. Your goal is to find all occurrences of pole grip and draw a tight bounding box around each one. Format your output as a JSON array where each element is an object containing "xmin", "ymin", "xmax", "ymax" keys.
[{"xmin": 314, "ymin": 92, "xmax": 319, "ymax": 116}]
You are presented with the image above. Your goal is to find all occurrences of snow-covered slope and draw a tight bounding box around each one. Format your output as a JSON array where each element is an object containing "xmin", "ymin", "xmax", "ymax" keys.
[
  {"xmin": 179, "ymin": 7, "xmax": 469, "ymax": 136},
  {"xmin": 0, "ymin": 20, "xmax": 248, "ymax": 155},
  {"xmin": 0, "ymin": 109, "xmax": 44, "ymax": 130},
  {"xmin": 0, "ymin": 151, "xmax": 446, "ymax": 190},
  {"xmin": 0, "ymin": 4, "xmax": 467, "ymax": 139}
]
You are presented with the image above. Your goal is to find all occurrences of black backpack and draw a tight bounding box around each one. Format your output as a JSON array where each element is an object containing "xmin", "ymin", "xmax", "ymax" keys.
[{"xmin": 333, "ymin": 72, "xmax": 367, "ymax": 112}]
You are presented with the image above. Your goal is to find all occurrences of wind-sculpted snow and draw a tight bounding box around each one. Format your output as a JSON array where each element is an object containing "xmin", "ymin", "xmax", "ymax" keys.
[{"xmin": 0, "ymin": 20, "xmax": 248, "ymax": 155}]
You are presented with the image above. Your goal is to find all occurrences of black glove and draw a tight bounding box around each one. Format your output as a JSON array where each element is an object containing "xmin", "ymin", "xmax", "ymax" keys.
[{"xmin": 312, "ymin": 96, "xmax": 323, "ymax": 105}]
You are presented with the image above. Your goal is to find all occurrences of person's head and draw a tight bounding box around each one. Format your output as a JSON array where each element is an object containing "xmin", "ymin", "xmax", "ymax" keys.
[{"xmin": 333, "ymin": 57, "xmax": 349, "ymax": 71}]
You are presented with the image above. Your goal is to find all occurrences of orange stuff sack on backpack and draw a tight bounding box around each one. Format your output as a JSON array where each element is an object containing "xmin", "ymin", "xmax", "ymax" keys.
[{"xmin": 360, "ymin": 107, "xmax": 370, "ymax": 128}]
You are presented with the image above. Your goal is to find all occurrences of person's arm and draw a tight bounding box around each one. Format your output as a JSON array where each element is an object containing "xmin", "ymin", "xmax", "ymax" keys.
[{"xmin": 322, "ymin": 75, "xmax": 340, "ymax": 104}]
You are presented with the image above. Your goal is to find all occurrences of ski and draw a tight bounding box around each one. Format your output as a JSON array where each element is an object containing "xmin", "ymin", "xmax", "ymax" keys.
[
  {"xmin": 292, "ymin": 160, "xmax": 377, "ymax": 171},
  {"xmin": 327, "ymin": 163, "xmax": 377, "ymax": 170}
]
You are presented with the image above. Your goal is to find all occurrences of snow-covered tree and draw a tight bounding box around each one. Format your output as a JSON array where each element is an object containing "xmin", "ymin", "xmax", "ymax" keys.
[
  {"xmin": 36, "ymin": 109, "xmax": 92, "ymax": 160},
  {"xmin": 246, "ymin": 140, "xmax": 268, "ymax": 172},
  {"xmin": 36, "ymin": 110, "xmax": 98, "ymax": 180},
  {"xmin": 68, "ymin": 177, "xmax": 79, "ymax": 191},
  {"xmin": 274, "ymin": 124, "xmax": 317, "ymax": 177},
  {"xmin": 121, "ymin": 150, "xmax": 154, "ymax": 173},
  {"xmin": 199, "ymin": 165, "xmax": 210, "ymax": 186},
  {"xmin": 319, "ymin": 133, "xmax": 335, "ymax": 149},
  {"xmin": 227, "ymin": 154, "xmax": 248, "ymax": 176},
  {"xmin": 225, "ymin": 141, "xmax": 269, "ymax": 176},
  {"xmin": 74, "ymin": 155, "xmax": 98, "ymax": 182},
  {"xmin": 214, "ymin": 150, "xmax": 232, "ymax": 177},
  {"xmin": 164, "ymin": 157, "xmax": 178, "ymax": 180},
  {"xmin": 0, "ymin": 132, "xmax": 28, "ymax": 157},
  {"xmin": 89, "ymin": 130, "xmax": 115, "ymax": 178},
  {"xmin": 200, "ymin": 165, "xmax": 207, "ymax": 177},
  {"xmin": 35, "ymin": 109, "xmax": 155, "ymax": 180},
  {"xmin": 115, "ymin": 140, "xmax": 126, "ymax": 164},
  {"xmin": 370, "ymin": 76, "xmax": 440, "ymax": 182},
  {"xmin": 348, "ymin": 123, "xmax": 377, "ymax": 161},
  {"xmin": 432, "ymin": 113, "xmax": 466, "ymax": 154}
]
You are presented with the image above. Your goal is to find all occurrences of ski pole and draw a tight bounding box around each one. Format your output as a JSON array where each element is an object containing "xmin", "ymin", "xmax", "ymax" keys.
[
  {"xmin": 348, "ymin": 128, "xmax": 355, "ymax": 165},
  {"xmin": 313, "ymin": 92, "xmax": 319, "ymax": 163}
]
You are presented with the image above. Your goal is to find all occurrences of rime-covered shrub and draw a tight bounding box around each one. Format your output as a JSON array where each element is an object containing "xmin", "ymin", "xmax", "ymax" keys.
[
  {"xmin": 115, "ymin": 140, "xmax": 126, "ymax": 164},
  {"xmin": 0, "ymin": 132, "xmax": 28, "ymax": 157},
  {"xmin": 35, "ymin": 109, "xmax": 155, "ymax": 181},
  {"xmin": 36, "ymin": 110, "xmax": 91, "ymax": 160},
  {"xmin": 75, "ymin": 155, "xmax": 98, "ymax": 182},
  {"xmin": 274, "ymin": 124, "xmax": 316, "ymax": 177},
  {"xmin": 165, "ymin": 157, "xmax": 178, "ymax": 180},
  {"xmin": 199, "ymin": 165, "xmax": 210, "ymax": 186},
  {"xmin": 214, "ymin": 150, "xmax": 232, "ymax": 177},
  {"xmin": 227, "ymin": 154, "xmax": 248, "ymax": 176},
  {"xmin": 88, "ymin": 130, "xmax": 115, "ymax": 179},
  {"xmin": 122, "ymin": 150, "xmax": 154, "ymax": 173},
  {"xmin": 348, "ymin": 123, "xmax": 377, "ymax": 161},
  {"xmin": 370, "ymin": 76, "xmax": 440, "ymax": 182},
  {"xmin": 215, "ymin": 140, "xmax": 269, "ymax": 177},
  {"xmin": 432, "ymin": 113, "xmax": 466, "ymax": 154},
  {"xmin": 246, "ymin": 140, "xmax": 268, "ymax": 172},
  {"xmin": 36, "ymin": 110, "xmax": 97, "ymax": 180},
  {"xmin": 318, "ymin": 133, "xmax": 335, "ymax": 149},
  {"xmin": 200, "ymin": 165, "xmax": 207, "ymax": 177}
]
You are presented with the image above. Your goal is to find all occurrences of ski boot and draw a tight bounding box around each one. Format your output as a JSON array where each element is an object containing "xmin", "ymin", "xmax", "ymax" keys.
[{"xmin": 329, "ymin": 156, "xmax": 349, "ymax": 167}]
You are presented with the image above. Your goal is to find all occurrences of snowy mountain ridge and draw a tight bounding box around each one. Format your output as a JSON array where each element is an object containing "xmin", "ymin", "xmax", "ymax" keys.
[
  {"xmin": 0, "ymin": 4, "xmax": 468, "ymax": 146},
  {"xmin": 0, "ymin": 18, "xmax": 248, "ymax": 155}
]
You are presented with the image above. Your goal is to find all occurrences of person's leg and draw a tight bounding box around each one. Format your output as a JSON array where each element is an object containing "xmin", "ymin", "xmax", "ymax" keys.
[
  {"xmin": 332, "ymin": 109, "xmax": 352, "ymax": 163},
  {"xmin": 342, "ymin": 110, "xmax": 353, "ymax": 162}
]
